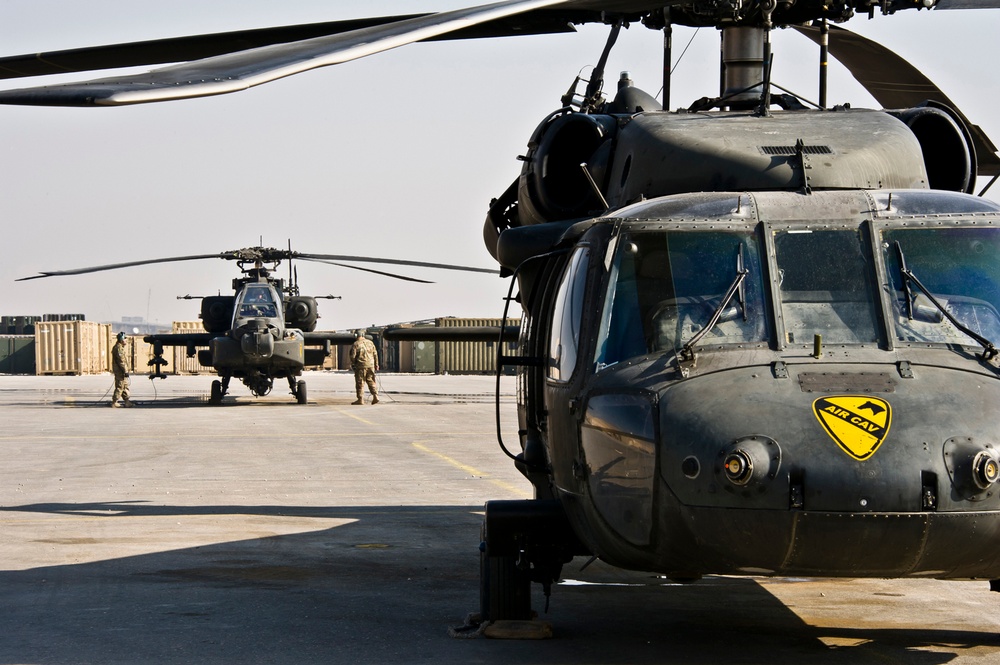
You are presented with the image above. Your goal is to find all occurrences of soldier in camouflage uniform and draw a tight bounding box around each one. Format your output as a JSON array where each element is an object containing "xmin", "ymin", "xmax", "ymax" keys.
[
  {"xmin": 350, "ymin": 332, "xmax": 379, "ymax": 405},
  {"xmin": 111, "ymin": 331, "xmax": 134, "ymax": 408}
]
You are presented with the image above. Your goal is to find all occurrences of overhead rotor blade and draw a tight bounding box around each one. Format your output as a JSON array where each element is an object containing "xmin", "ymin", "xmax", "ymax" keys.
[
  {"xmin": 0, "ymin": 0, "xmax": 578, "ymax": 107},
  {"xmin": 933, "ymin": 0, "xmax": 1000, "ymax": 8},
  {"xmin": 310, "ymin": 260, "xmax": 435, "ymax": 284},
  {"xmin": 294, "ymin": 253, "xmax": 499, "ymax": 275},
  {"xmin": 15, "ymin": 252, "xmax": 227, "ymax": 281},
  {"xmin": 0, "ymin": 12, "xmax": 585, "ymax": 82},
  {"xmin": 0, "ymin": 0, "xmax": 988, "ymax": 100},
  {"xmin": 794, "ymin": 23, "xmax": 1000, "ymax": 176}
]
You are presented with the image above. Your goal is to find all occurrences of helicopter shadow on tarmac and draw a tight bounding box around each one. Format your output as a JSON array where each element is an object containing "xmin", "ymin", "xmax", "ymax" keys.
[
  {"xmin": 0, "ymin": 499, "xmax": 995, "ymax": 664},
  {"xmin": 38, "ymin": 392, "xmax": 495, "ymax": 409}
]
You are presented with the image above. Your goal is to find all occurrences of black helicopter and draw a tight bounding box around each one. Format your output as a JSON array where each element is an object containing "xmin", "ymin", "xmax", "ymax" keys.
[
  {"xmin": 5, "ymin": 0, "xmax": 1000, "ymax": 630},
  {"xmin": 18, "ymin": 245, "xmax": 497, "ymax": 404}
]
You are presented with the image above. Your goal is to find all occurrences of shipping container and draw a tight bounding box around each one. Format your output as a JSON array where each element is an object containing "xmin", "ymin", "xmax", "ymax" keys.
[
  {"xmin": 127, "ymin": 336, "xmax": 156, "ymax": 376},
  {"xmin": 35, "ymin": 321, "xmax": 112, "ymax": 375},
  {"xmin": 0, "ymin": 335, "xmax": 35, "ymax": 374},
  {"xmin": 411, "ymin": 339, "xmax": 437, "ymax": 373},
  {"xmin": 436, "ymin": 317, "xmax": 518, "ymax": 374},
  {"xmin": 170, "ymin": 321, "xmax": 214, "ymax": 374},
  {"xmin": 397, "ymin": 339, "xmax": 414, "ymax": 374}
]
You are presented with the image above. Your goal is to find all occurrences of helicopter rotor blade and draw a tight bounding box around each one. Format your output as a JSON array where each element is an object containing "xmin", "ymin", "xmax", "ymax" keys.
[
  {"xmin": 0, "ymin": 0, "xmax": 588, "ymax": 107},
  {"xmin": 793, "ymin": 22, "xmax": 1000, "ymax": 176},
  {"xmin": 308, "ymin": 260, "xmax": 436, "ymax": 284},
  {"xmin": 0, "ymin": 12, "xmax": 587, "ymax": 83},
  {"xmin": 294, "ymin": 253, "xmax": 499, "ymax": 275},
  {"xmin": 933, "ymin": 0, "xmax": 1000, "ymax": 7},
  {"xmin": 15, "ymin": 252, "xmax": 228, "ymax": 281}
]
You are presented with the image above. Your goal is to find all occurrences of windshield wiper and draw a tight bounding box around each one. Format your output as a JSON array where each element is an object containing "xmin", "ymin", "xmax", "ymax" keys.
[
  {"xmin": 736, "ymin": 243, "xmax": 748, "ymax": 322},
  {"xmin": 894, "ymin": 241, "xmax": 998, "ymax": 361},
  {"xmin": 680, "ymin": 245, "xmax": 749, "ymax": 367}
]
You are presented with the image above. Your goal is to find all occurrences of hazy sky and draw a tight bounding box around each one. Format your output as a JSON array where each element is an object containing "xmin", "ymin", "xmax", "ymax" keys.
[{"xmin": 1, "ymin": 2, "xmax": 997, "ymax": 330}]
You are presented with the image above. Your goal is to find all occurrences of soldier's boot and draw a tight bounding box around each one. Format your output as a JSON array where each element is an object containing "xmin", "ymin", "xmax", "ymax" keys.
[
  {"xmin": 371, "ymin": 395, "xmax": 379, "ymax": 404},
  {"xmin": 110, "ymin": 401, "xmax": 121, "ymax": 408},
  {"xmin": 123, "ymin": 400, "xmax": 135, "ymax": 408},
  {"xmin": 352, "ymin": 395, "xmax": 363, "ymax": 405}
]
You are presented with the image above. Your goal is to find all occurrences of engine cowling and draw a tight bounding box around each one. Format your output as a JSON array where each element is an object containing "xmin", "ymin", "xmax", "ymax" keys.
[
  {"xmin": 889, "ymin": 103, "xmax": 976, "ymax": 195},
  {"xmin": 285, "ymin": 296, "xmax": 318, "ymax": 332},
  {"xmin": 517, "ymin": 111, "xmax": 618, "ymax": 227},
  {"xmin": 200, "ymin": 295, "xmax": 235, "ymax": 333}
]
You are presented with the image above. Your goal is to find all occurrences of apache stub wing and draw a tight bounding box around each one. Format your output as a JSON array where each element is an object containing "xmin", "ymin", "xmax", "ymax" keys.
[{"xmin": 303, "ymin": 331, "xmax": 359, "ymax": 347}]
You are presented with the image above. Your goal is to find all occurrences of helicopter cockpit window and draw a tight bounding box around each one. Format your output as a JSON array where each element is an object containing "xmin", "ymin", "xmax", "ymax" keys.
[
  {"xmin": 594, "ymin": 229, "xmax": 768, "ymax": 370},
  {"xmin": 881, "ymin": 227, "xmax": 1000, "ymax": 348},
  {"xmin": 548, "ymin": 247, "xmax": 591, "ymax": 382},
  {"xmin": 238, "ymin": 285, "xmax": 278, "ymax": 318},
  {"xmin": 773, "ymin": 228, "xmax": 880, "ymax": 345}
]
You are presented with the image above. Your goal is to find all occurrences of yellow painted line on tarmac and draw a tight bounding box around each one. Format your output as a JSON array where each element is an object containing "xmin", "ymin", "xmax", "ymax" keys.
[
  {"xmin": 333, "ymin": 408, "xmax": 377, "ymax": 426},
  {"xmin": 411, "ymin": 441, "xmax": 530, "ymax": 498}
]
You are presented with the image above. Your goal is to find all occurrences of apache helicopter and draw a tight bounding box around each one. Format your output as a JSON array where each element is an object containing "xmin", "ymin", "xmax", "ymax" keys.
[
  {"xmin": 5, "ymin": 0, "xmax": 1000, "ymax": 630},
  {"xmin": 18, "ymin": 245, "xmax": 497, "ymax": 404}
]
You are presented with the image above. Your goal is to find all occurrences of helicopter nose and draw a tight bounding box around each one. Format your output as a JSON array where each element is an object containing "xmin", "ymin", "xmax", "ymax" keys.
[{"xmin": 241, "ymin": 329, "xmax": 274, "ymax": 359}]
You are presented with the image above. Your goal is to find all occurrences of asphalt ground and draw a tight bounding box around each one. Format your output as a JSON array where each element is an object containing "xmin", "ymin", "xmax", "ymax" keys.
[{"xmin": 1, "ymin": 371, "xmax": 1000, "ymax": 664}]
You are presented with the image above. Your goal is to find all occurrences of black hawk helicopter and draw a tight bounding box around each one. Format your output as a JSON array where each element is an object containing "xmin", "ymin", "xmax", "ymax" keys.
[
  {"xmin": 6, "ymin": 0, "xmax": 1000, "ymax": 628},
  {"xmin": 18, "ymin": 245, "xmax": 497, "ymax": 404}
]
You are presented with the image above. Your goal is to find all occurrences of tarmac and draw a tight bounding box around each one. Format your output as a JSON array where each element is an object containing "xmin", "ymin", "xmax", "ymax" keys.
[{"xmin": 1, "ymin": 371, "xmax": 1000, "ymax": 664}]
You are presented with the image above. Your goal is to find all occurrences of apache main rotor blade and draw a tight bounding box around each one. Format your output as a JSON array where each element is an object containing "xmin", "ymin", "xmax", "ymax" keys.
[
  {"xmin": 0, "ymin": 0, "xmax": 578, "ymax": 107},
  {"xmin": 309, "ymin": 260, "xmax": 435, "ymax": 284},
  {"xmin": 933, "ymin": 0, "xmax": 1000, "ymax": 7},
  {"xmin": 15, "ymin": 252, "xmax": 227, "ymax": 281},
  {"xmin": 294, "ymin": 253, "xmax": 499, "ymax": 275},
  {"xmin": 794, "ymin": 22, "xmax": 1000, "ymax": 177}
]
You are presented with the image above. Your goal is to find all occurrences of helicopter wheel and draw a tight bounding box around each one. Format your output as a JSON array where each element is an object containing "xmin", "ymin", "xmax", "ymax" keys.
[
  {"xmin": 479, "ymin": 521, "xmax": 531, "ymax": 623},
  {"xmin": 296, "ymin": 380, "xmax": 307, "ymax": 405},
  {"xmin": 210, "ymin": 379, "xmax": 223, "ymax": 405}
]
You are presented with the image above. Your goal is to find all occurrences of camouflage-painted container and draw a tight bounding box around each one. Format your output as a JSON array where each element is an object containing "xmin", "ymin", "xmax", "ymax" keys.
[{"xmin": 0, "ymin": 335, "xmax": 35, "ymax": 374}]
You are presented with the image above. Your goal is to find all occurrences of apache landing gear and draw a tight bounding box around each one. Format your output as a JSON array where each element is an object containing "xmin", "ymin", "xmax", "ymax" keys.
[
  {"xmin": 209, "ymin": 376, "xmax": 231, "ymax": 405},
  {"xmin": 289, "ymin": 376, "xmax": 307, "ymax": 404},
  {"xmin": 478, "ymin": 500, "xmax": 582, "ymax": 629}
]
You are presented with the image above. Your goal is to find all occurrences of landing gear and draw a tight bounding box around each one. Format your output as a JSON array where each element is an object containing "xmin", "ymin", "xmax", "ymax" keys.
[
  {"xmin": 209, "ymin": 376, "xmax": 231, "ymax": 405},
  {"xmin": 210, "ymin": 379, "xmax": 223, "ymax": 405},
  {"xmin": 480, "ymin": 521, "xmax": 531, "ymax": 622},
  {"xmin": 289, "ymin": 377, "xmax": 307, "ymax": 404},
  {"xmin": 478, "ymin": 500, "xmax": 581, "ymax": 624}
]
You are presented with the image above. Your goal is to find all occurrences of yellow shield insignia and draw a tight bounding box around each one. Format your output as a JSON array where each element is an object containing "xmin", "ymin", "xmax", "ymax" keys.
[{"xmin": 812, "ymin": 395, "xmax": 892, "ymax": 461}]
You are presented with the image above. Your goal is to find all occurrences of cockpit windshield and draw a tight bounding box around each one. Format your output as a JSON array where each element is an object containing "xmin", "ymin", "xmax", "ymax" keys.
[
  {"xmin": 882, "ymin": 227, "xmax": 1000, "ymax": 349},
  {"xmin": 772, "ymin": 227, "xmax": 881, "ymax": 346},
  {"xmin": 594, "ymin": 228, "xmax": 769, "ymax": 370},
  {"xmin": 238, "ymin": 285, "xmax": 278, "ymax": 318},
  {"xmin": 588, "ymin": 219, "xmax": 1000, "ymax": 374}
]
